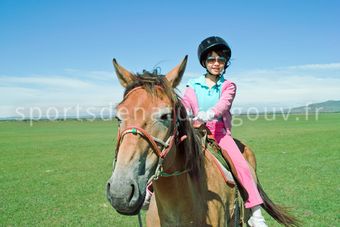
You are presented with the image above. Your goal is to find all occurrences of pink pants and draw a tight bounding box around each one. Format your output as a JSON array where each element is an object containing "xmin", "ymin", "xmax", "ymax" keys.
[{"xmin": 206, "ymin": 121, "xmax": 263, "ymax": 208}]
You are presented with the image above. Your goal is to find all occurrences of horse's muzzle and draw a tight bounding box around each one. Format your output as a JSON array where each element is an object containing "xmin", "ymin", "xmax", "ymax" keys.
[{"xmin": 106, "ymin": 176, "xmax": 144, "ymax": 215}]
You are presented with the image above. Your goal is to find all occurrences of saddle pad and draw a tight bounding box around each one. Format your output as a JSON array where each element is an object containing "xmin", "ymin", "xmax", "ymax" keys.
[
  {"xmin": 206, "ymin": 137, "xmax": 235, "ymax": 186},
  {"xmin": 193, "ymin": 125, "xmax": 235, "ymax": 186}
]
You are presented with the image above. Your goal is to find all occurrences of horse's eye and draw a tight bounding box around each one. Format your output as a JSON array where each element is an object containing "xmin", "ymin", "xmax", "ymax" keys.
[{"xmin": 160, "ymin": 113, "xmax": 171, "ymax": 121}]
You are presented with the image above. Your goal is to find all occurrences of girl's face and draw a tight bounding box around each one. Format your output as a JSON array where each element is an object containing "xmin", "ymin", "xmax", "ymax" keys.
[{"xmin": 205, "ymin": 51, "xmax": 226, "ymax": 76}]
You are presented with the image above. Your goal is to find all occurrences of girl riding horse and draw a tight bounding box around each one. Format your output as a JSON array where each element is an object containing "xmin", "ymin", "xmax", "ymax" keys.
[{"xmin": 182, "ymin": 36, "xmax": 266, "ymax": 227}]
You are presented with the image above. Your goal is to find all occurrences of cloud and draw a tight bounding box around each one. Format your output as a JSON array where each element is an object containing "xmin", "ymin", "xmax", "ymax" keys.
[
  {"xmin": 0, "ymin": 76, "xmax": 93, "ymax": 88},
  {"xmin": 285, "ymin": 63, "xmax": 340, "ymax": 70},
  {"xmin": 0, "ymin": 71, "xmax": 124, "ymax": 117},
  {"xmin": 1, "ymin": 62, "xmax": 340, "ymax": 117},
  {"xmin": 181, "ymin": 62, "xmax": 340, "ymax": 108}
]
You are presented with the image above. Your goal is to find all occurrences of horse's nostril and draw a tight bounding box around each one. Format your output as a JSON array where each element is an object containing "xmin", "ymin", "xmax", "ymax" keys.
[{"xmin": 128, "ymin": 184, "xmax": 135, "ymax": 202}]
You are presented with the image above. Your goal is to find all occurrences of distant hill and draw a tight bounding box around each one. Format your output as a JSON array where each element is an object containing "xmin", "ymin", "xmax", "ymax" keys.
[{"xmin": 289, "ymin": 100, "xmax": 340, "ymax": 113}]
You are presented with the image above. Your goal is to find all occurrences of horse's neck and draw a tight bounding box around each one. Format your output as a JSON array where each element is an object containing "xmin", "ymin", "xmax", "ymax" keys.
[
  {"xmin": 153, "ymin": 173, "xmax": 206, "ymax": 223},
  {"xmin": 155, "ymin": 154, "xmax": 202, "ymax": 203},
  {"xmin": 152, "ymin": 150, "xmax": 234, "ymax": 226},
  {"xmin": 152, "ymin": 128, "xmax": 207, "ymax": 215}
]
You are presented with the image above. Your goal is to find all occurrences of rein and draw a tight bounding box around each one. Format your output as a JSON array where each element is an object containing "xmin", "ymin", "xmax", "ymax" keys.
[{"xmin": 115, "ymin": 86, "xmax": 189, "ymax": 181}]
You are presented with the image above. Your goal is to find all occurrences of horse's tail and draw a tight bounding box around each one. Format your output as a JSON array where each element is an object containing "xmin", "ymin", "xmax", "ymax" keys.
[{"xmin": 257, "ymin": 180, "xmax": 300, "ymax": 227}]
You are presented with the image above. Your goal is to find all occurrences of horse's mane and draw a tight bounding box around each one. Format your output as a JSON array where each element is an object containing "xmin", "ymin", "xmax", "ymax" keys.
[
  {"xmin": 123, "ymin": 70, "xmax": 177, "ymax": 104},
  {"xmin": 122, "ymin": 70, "xmax": 204, "ymax": 179}
]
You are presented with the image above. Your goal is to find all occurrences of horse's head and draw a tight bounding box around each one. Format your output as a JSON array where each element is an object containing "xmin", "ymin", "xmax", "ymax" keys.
[{"xmin": 106, "ymin": 56, "xmax": 188, "ymax": 215}]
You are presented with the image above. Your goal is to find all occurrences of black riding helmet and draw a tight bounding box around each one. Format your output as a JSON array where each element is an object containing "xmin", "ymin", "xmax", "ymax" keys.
[{"xmin": 197, "ymin": 36, "xmax": 231, "ymax": 69}]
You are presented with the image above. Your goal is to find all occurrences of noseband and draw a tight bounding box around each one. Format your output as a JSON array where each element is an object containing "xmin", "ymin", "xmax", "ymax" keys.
[{"xmin": 115, "ymin": 86, "xmax": 188, "ymax": 180}]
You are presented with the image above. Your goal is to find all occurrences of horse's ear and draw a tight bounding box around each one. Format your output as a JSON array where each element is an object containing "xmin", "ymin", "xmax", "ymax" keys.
[
  {"xmin": 165, "ymin": 55, "xmax": 188, "ymax": 88},
  {"xmin": 112, "ymin": 58, "xmax": 135, "ymax": 88}
]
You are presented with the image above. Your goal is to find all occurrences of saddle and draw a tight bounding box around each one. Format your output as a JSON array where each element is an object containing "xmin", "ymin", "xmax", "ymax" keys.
[{"xmin": 193, "ymin": 122, "xmax": 249, "ymax": 201}]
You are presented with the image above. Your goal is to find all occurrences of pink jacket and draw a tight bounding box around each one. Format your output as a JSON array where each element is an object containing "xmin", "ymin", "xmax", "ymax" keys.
[{"xmin": 181, "ymin": 80, "xmax": 236, "ymax": 135}]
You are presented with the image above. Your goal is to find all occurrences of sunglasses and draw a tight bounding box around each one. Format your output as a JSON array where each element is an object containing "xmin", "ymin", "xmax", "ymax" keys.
[{"xmin": 206, "ymin": 56, "xmax": 227, "ymax": 64}]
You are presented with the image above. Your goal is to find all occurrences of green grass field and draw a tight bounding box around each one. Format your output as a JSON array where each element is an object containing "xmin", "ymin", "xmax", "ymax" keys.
[{"xmin": 1, "ymin": 113, "xmax": 339, "ymax": 226}]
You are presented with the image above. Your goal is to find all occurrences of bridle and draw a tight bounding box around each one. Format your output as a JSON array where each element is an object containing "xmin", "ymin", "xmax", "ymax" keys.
[{"xmin": 114, "ymin": 86, "xmax": 188, "ymax": 181}]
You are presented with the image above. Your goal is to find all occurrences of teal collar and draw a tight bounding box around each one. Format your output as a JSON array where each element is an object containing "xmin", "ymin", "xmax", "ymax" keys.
[{"xmin": 194, "ymin": 74, "xmax": 225, "ymax": 88}]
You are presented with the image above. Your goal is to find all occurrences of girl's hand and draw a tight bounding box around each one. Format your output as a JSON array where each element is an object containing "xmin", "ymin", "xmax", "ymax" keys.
[{"xmin": 193, "ymin": 110, "xmax": 215, "ymax": 122}]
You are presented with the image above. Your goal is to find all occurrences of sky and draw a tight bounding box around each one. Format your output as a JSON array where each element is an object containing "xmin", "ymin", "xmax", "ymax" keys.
[{"xmin": 1, "ymin": 0, "xmax": 340, "ymax": 118}]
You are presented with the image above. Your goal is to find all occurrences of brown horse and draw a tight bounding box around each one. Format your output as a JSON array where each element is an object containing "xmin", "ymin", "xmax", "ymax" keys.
[{"xmin": 106, "ymin": 56, "xmax": 299, "ymax": 226}]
